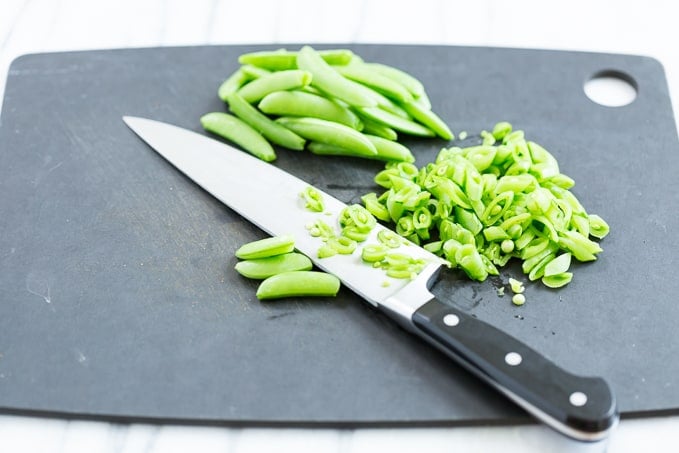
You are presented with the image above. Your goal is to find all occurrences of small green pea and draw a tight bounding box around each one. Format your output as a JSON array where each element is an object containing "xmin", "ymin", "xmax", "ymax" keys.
[
  {"xmin": 235, "ymin": 235, "xmax": 295, "ymax": 260},
  {"xmin": 235, "ymin": 253, "xmax": 312, "ymax": 279},
  {"xmin": 256, "ymin": 271, "xmax": 341, "ymax": 300},
  {"xmin": 512, "ymin": 294, "xmax": 526, "ymax": 306}
]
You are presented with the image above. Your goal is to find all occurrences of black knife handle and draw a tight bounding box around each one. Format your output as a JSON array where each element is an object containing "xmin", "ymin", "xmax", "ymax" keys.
[{"xmin": 412, "ymin": 298, "xmax": 618, "ymax": 441}]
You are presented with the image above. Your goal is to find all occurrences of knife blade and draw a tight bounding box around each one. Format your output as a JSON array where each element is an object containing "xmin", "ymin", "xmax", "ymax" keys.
[{"xmin": 123, "ymin": 116, "xmax": 618, "ymax": 441}]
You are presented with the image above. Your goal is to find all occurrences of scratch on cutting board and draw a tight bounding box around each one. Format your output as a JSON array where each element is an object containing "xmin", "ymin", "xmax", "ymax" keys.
[
  {"xmin": 31, "ymin": 159, "xmax": 64, "ymax": 187},
  {"xmin": 26, "ymin": 277, "xmax": 51, "ymax": 304}
]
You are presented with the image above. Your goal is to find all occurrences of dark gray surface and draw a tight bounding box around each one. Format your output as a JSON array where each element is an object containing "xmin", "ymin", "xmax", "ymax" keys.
[{"xmin": 0, "ymin": 44, "xmax": 678, "ymax": 425}]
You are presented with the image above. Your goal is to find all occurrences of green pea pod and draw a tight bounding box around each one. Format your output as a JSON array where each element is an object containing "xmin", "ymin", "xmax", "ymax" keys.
[
  {"xmin": 276, "ymin": 117, "xmax": 376, "ymax": 156},
  {"xmin": 235, "ymin": 253, "xmax": 313, "ymax": 279},
  {"xmin": 365, "ymin": 135, "xmax": 414, "ymax": 162},
  {"xmin": 333, "ymin": 63, "xmax": 414, "ymax": 103},
  {"xmin": 258, "ymin": 90, "xmax": 362, "ymax": 130},
  {"xmin": 401, "ymin": 101, "xmax": 453, "ymax": 140},
  {"xmin": 200, "ymin": 112, "xmax": 276, "ymax": 162},
  {"xmin": 240, "ymin": 64, "xmax": 271, "ymax": 79},
  {"xmin": 226, "ymin": 92, "xmax": 306, "ymax": 150},
  {"xmin": 237, "ymin": 70, "xmax": 312, "ymax": 103},
  {"xmin": 256, "ymin": 271, "xmax": 341, "ymax": 300},
  {"xmin": 238, "ymin": 48, "xmax": 354, "ymax": 71},
  {"xmin": 218, "ymin": 68, "xmax": 251, "ymax": 102},
  {"xmin": 364, "ymin": 62, "xmax": 425, "ymax": 98},
  {"xmin": 360, "ymin": 117, "xmax": 398, "ymax": 140},
  {"xmin": 235, "ymin": 235, "xmax": 295, "ymax": 260},
  {"xmin": 357, "ymin": 107, "xmax": 436, "ymax": 137},
  {"xmin": 296, "ymin": 46, "xmax": 376, "ymax": 108},
  {"xmin": 307, "ymin": 135, "xmax": 413, "ymax": 163}
]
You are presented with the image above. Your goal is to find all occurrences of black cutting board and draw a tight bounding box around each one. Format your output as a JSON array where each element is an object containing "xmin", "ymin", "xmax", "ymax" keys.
[{"xmin": 1, "ymin": 44, "xmax": 678, "ymax": 425}]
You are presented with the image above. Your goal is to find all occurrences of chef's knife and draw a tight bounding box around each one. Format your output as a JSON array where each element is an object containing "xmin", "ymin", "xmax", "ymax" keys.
[{"xmin": 123, "ymin": 116, "xmax": 618, "ymax": 442}]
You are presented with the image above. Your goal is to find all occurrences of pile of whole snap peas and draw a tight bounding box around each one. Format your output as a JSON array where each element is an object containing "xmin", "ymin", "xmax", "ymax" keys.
[{"xmin": 201, "ymin": 45, "xmax": 451, "ymax": 163}]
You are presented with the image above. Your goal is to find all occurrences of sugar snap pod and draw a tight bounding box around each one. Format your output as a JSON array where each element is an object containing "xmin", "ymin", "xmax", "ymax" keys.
[
  {"xmin": 296, "ymin": 45, "xmax": 376, "ymax": 108},
  {"xmin": 275, "ymin": 117, "xmax": 376, "ymax": 156},
  {"xmin": 200, "ymin": 112, "xmax": 276, "ymax": 162},
  {"xmin": 237, "ymin": 70, "xmax": 312, "ymax": 103},
  {"xmin": 235, "ymin": 235, "xmax": 295, "ymax": 260},
  {"xmin": 226, "ymin": 92, "xmax": 306, "ymax": 150},
  {"xmin": 235, "ymin": 253, "xmax": 312, "ymax": 279},
  {"xmin": 256, "ymin": 271, "xmax": 341, "ymax": 300},
  {"xmin": 258, "ymin": 90, "xmax": 362, "ymax": 129}
]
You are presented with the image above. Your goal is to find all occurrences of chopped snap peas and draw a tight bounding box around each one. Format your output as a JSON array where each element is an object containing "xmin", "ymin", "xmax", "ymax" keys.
[
  {"xmin": 235, "ymin": 235, "xmax": 295, "ymax": 260},
  {"xmin": 297, "ymin": 46, "xmax": 376, "ymax": 108},
  {"xmin": 200, "ymin": 112, "xmax": 276, "ymax": 162},
  {"xmin": 377, "ymin": 230, "xmax": 402, "ymax": 248},
  {"xmin": 235, "ymin": 253, "xmax": 312, "ymax": 279},
  {"xmin": 326, "ymin": 236, "xmax": 357, "ymax": 254},
  {"xmin": 361, "ymin": 244, "xmax": 389, "ymax": 263},
  {"xmin": 509, "ymin": 277, "xmax": 525, "ymax": 294},
  {"xmin": 542, "ymin": 272, "xmax": 573, "ymax": 288},
  {"xmin": 225, "ymin": 92, "xmax": 306, "ymax": 150},
  {"xmin": 258, "ymin": 90, "xmax": 362, "ymax": 130},
  {"xmin": 588, "ymin": 214, "xmax": 610, "ymax": 239},
  {"xmin": 237, "ymin": 70, "xmax": 312, "ymax": 103},
  {"xmin": 306, "ymin": 218, "xmax": 335, "ymax": 239},
  {"xmin": 543, "ymin": 253, "xmax": 572, "ymax": 277},
  {"xmin": 256, "ymin": 271, "xmax": 341, "ymax": 300},
  {"xmin": 238, "ymin": 48, "xmax": 354, "ymax": 71},
  {"xmin": 358, "ymin": 122, "xmax": 609, "ymax": 290},
  {"xmin": 300, "ymin": 186, "xmax": 324, "ymax": 212},
  {"xmin": 276, "ymin": 117, "xmax": 377, "ymax": 157}
]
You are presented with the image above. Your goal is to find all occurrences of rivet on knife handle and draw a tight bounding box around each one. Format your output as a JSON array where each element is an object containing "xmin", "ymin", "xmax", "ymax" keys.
[{"xmin": 410, "ymin": 298, "xmax": 619, "ymax": 441}]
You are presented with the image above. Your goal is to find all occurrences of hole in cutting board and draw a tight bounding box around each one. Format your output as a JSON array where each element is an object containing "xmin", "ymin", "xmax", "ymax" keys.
[{"xmin": 584, "ymin": 70, "xmax": 637, "ymax": 107}]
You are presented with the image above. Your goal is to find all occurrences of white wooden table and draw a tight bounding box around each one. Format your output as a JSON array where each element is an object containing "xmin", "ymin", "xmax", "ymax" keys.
[{"xmin": 1, "ymin": 1, "xmax": 678, "ymax": 451}]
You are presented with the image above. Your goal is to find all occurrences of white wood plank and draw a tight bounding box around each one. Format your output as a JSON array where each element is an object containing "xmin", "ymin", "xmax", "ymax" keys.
[
  {"xmin": 0, "ymin": 415, "xmax": 68, "ymax": 453},
  {"xmin": 232, "ymin": 428, "xmax": 342, "ymax": 453}
]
